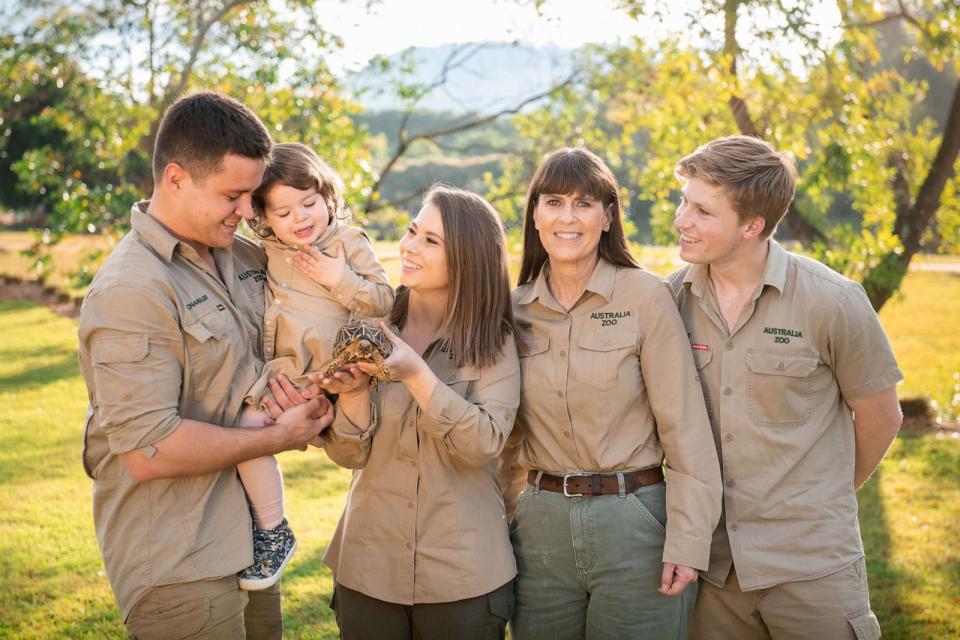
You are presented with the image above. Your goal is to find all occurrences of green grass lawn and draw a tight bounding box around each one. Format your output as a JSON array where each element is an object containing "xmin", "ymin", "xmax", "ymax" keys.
[{"xmin": 2, "ymin": 287, "xmax": 959, "ymax": 638}]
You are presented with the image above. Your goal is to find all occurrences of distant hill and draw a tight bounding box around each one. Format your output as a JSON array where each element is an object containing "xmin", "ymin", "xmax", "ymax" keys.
[{"xmin": 344, "ymin": 42, "xmax": 576, "ymax": 114}]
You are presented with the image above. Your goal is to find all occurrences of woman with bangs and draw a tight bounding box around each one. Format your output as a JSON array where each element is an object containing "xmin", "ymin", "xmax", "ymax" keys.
[
  {"xmin": 502, "ymin": 148, "xmax": 722, "ymax": 639},
  {"xmin": 313, "ymin": 185, "xmax": 520, "ymax": 639}
]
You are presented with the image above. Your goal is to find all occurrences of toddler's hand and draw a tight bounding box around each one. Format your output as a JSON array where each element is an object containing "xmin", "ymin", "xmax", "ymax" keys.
[{"xmin": 295, "ymin": 243, "xmax": 346, "ymax": 289}]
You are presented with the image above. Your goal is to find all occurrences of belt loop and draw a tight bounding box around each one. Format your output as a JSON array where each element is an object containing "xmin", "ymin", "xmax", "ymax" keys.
[
  {"xmin": 533, "ymin": 470, "xmax": 544, "ymax": 495},
  {"xmin": 617, "ymin": 472, "xmax": 626, "ymax": 498}
]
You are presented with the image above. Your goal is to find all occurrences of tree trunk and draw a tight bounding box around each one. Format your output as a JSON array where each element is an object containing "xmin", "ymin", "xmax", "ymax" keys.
[{"xmin": 862, "ymin": 76, "xmax": 960, "ymax": 311}]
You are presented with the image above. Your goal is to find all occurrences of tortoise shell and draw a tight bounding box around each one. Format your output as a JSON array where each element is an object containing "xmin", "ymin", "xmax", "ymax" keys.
[{"xmin": 321, "ymin": 318, "xmax": 392, "ymax": 383}]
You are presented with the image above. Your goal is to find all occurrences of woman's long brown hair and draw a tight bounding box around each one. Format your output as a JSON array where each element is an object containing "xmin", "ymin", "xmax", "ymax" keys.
[
  {"xmin": 390, "ymin": 185, "xmax": 515, "ymax": 369},
  {"xmin": 517, "ymin": 147, "xmax": 638, "ymax": 286}
]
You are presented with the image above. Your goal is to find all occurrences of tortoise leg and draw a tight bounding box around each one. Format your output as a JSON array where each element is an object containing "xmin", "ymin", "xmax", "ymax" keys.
[{"xmin": 372, "ymin": 351, "xmax": 392, "ymax": 385}]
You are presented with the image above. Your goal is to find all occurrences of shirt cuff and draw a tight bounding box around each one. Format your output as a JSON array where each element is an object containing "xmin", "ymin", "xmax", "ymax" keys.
[
  {"xmin": 105, "ymin": 412, "xmax": 183, "ymax": 458},
  {"xmin": 331, "ymin": 400, "xmax": 378, "ymax": 440},
  {"xmin": 662, "ymin": 533, "xmax": 712, "ymax": 572}
]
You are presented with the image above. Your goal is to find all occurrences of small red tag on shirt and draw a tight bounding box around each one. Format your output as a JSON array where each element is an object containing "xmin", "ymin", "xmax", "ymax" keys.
[{"xmin": 691, "ymin": 343, "xmax": 710, "ymax": 351}]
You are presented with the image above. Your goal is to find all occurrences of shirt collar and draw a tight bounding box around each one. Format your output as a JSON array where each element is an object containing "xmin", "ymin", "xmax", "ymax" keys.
[
  {"xmin": 682, "ymin": 239, "xmax": 788, "ymax": 299},
  {"xmin": 516, "ymin": 257, "xmax": 617, "ymax": 307},
  {"xmin": 131, "ymin": 201, "xmax": 180, "ymax": 263}
]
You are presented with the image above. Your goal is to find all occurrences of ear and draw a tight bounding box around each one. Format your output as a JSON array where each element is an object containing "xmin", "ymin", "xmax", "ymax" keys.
[
  {"xmin": 162, "ymin": 162, "xmax": 189, "ymax": 192},
  {"xmin": 743, "ymin": 215, "xmax": 766, "ymax": 240},
  {"xmin": 602, "ymin": 203, "xmax": 613, "ymax": 232}
]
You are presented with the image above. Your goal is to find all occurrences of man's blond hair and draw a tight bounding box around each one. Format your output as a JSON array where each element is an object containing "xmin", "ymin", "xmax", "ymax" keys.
[{"xmin": 676, "ymin": 135, "xmax": 798, "ymax": 239}]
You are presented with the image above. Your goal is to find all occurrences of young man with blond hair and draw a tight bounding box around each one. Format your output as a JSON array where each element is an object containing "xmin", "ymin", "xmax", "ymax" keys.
[{"xmin": 667, "ymin": 135, "xmax": 903, "ymax": 639}]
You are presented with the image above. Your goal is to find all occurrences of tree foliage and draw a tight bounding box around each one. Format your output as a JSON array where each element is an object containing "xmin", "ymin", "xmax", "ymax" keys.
[
  {"xmin": 492, "ymin": 0, "xmax": 960, "ymax": 309},
  {"xmin": 0, "ymin": 0, "xmax": 374, "ymax": 243}
]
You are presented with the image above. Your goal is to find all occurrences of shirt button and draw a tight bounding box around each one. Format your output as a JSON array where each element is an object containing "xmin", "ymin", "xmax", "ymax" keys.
[
  {"xmin": 726, "ymin": 478, "xmax": 736, "ymax": 487},
  {"xmin": 405, "ymin": 542, "xmax": 413, "ymax": 549},
  {"xmin": 557, "ymin": 391, "xmax": 564, "ymax": 398},
  {"xmin": 407, "ymin": 502, "xmax": 414, "ymax": 509},
  {"xmin": 726, "ymin": 341, "xmax": 734, "ymax": 351},
  {"xmin": 559, "ymin": 350, "xmax": 566, "ymax": 357},
  {"xmin": 563, "ymin": 431, "xmax": 571, "ymax": 438},
  {"xmin": 724, "ymin": 387, "xmax": 732, "ymax": 396},
  {"xmin": 601, "ymin": 339, "xmax": 610, "ymax": 346},
  {"xmin": 730, "ymin": 524, "xmax": 738, "ymax": 532},
  {"xmin": 724, "ymin": 433, "xmax": 733, "ymax": 442}
]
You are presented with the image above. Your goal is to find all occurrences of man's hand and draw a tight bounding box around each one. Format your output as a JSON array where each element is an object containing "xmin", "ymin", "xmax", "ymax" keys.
[
  {"xmin": 294, "ymin": 243, "xmax": 346, "ymax": 289},
  {"xmin": 659, "ymin": 563, "xmax": 698, "ymax": 597},
  {"xmin": 262, "ymin": 374, "xmax": 334, "ymax": 450}
]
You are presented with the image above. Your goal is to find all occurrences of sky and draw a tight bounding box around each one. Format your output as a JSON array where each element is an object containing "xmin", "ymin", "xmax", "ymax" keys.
[
  {"xmin": 320, "ymin": 0, "xmax": 682, "ymax": 73},
  {"xmin": 318, "ymin": 0, "xmax": 843, "ymax": 73}
]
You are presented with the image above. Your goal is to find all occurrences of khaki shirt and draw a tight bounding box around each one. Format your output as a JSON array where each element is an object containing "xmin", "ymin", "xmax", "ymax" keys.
[
  {"xmin": 508, "ymin": 258, "xmax": 722, "ymax": 570},
  {"xmin": 323, "ymin": 334, "xmax": 520, "ymax": 604},
  {"xmin": 667, "ymin": 240, "xmax": 903, "ymax": 591},
  {"xmin": 77, "ymin": 202, "xmax": 267, "ymax": 618},
  {"xmin": 246, "ymin": 219, "xmax": 393, "ymax": 400}
]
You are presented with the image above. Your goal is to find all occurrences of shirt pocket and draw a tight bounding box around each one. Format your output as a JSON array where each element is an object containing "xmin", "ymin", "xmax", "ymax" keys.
[
  {"xmin": 518, "ymin": 336, "xmax": 550, "ymax": 392},
  {"xmin": 746, "ymin": 349, "xmax": 819, "ymax": 426},
  {"xmin": 572, "ymin": 331, "xmax": 638, "ymax": 391},
  {"xmin": 182, "ymin": 307, "xmax": 233, "ymax": 401},
  {"xmin": 91, "ymin": 334, "xmax": 156, "ymax": 405}
]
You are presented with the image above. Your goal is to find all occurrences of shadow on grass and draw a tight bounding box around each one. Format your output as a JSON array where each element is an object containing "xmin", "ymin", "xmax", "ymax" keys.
[
  {"xmin": 859, "ymin": 466, "xmax": 907, "ymax": 634},
  {"xmin": 0, "ymin": 355, "xmax": 81, "ymax": 392}
]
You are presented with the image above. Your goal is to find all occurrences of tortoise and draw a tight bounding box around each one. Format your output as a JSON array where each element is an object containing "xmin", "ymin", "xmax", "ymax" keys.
[{"xmin": 320, "ymin": 318, "xmax": 392, "ymax": 387}]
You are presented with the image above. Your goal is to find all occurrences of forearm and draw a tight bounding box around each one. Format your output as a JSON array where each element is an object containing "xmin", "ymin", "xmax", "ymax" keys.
[
  {"xmin": 851, "ymin": 387, "xmax": 903, "ymax": 488},
  {"xmin": 121, "ymin": 418, "xmax": 292, "ymax": 481},
  {"xmin": 854, "ymin": 418, "xmax": 901, "ymax": 488}
]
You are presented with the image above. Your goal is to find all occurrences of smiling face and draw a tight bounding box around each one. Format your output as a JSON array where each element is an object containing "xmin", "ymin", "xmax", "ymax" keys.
[
  {"xmin": 262, "ymin": 184, "xmax": 331, "ymax": 247},
  {"xmin": 168, "ymin": 153, "xmax": 266, "ymax": 252},
  {"xmin": 674, "ymin": 176, "xmax": 760, "ymax": 266},
  {"xmin": 399, "ymin": 202, "xmax": 449, "ymax": 293},
  {"xmin": 533, "ymin": 192, "xmax": 612, "ymax": 272}
]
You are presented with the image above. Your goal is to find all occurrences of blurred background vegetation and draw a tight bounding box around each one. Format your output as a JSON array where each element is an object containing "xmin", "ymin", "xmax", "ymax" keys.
[{"xmin": 1, "ymin": 2, "xmax": 960, "ymax": 637}]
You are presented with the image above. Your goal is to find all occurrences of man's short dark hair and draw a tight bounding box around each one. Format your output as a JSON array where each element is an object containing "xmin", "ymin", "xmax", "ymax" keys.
[{"xmin": 152, "ymin": 91, "xmax": 272, "ymax": 183}]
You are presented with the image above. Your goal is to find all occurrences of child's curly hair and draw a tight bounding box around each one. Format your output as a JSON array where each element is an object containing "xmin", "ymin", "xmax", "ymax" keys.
[{"xmin": 251, "ymin": 142, "xmax": 348, "ymax": 239}]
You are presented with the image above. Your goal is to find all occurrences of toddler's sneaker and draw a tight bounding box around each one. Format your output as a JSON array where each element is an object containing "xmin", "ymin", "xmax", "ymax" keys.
[{"xmin": 238, "ymin": 518, "xmax": 297, "ymax": 591}]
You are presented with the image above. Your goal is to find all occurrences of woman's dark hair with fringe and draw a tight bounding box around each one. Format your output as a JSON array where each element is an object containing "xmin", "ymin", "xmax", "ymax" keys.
[
  {"xmin": 518, "ymin": 147, "xmax": 638, "ymax": 285},
  {"xmin": 250, "ymin": 142, "xmax": 347, "ymax": 239},
  {"xmin": 390, "ymin": 185, "xmax": 515, "ymax": 369}
]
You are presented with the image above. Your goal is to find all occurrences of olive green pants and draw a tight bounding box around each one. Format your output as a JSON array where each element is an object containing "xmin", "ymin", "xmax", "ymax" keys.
[{"xmin": 510, "ymin": 481, "xmax": 697, "ymax": 640}]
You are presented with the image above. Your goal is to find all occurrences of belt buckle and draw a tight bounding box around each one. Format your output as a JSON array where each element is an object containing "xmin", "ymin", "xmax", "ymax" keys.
[{"xmin": 562, "ymin": 472, "xmax": 585, "ymax": 497}]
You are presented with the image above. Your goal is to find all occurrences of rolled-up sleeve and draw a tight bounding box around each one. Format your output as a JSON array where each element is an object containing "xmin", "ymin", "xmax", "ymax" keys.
[
  {"xmin": 79, "ymin": 286, "xmax": 185, "ymax": 456},
  {"xmin": 324, "ymin": 401, "xmax": 379, "ymax": 468},
  {"xmin": 417, "ymin": 339, "xmax": 521, "ymax": 467},
  {"xmin": 640, "ymin": 283, "xmax": 723, "ymax": 570},
  {"xmin": 329, "ymin": 228, "xmax": 395, "ymax": 318}
]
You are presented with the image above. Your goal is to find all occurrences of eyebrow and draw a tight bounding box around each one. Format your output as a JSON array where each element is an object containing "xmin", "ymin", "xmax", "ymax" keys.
[
  {"xmin": 411, "ymin": 221, "xmax": 444, "ymax": 242},
  {"xmin": 267, "ymin": 191, "xmax": 318, "ymax": 213}
]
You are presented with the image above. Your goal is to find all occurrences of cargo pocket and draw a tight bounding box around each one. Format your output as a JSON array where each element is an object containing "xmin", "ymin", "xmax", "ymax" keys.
[
  {"xmin": 91, "ymin": 334, "xmax": 155, "ymax": 403},
  {"xmin": 846, "ymin": 610, "xmax": 881, "ymax": 640},
  {"xmin": 572, "ymin": 332, "xmax": 638, "ymax": 391},
  {"xmin": 127, "ymin": 593, "xmax": 212, "ymax": 640},
  {"xmin": 746, "ymin": 349, "xmax": 818, "ymax": 426},
  {"xmin": 518, "ymin": 336, "xmax": 550, "ymax": 392}
]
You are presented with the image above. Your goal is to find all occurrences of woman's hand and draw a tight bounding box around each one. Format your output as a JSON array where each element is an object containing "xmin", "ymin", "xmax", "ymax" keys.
[
  {"xmin": 306, "ymin": 364, "xmax": 370, "ymax": 398},
  {"xmin": 294, "ymin": 243, "xmax": 346, "ymax": 290},
  {"xmin": 659, "ymin": 563, "xmax": 698, "ymax": 596},
  {"xmin": 355, "ymin": 323, "xmax": 429, "ymax": 382},
  {"xmin": 356, "ymin": 323, "xmax": 438, "ymax": 409}
]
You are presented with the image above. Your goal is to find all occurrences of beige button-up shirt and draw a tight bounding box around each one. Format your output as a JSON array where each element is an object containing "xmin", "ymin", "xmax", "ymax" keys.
[
  {"xmin": 322, "ymin": 335, "xmax": 521, "ymax": 604},
  {"xmin": 77, "ymin": 202, "xmax": 267, "ymax": 618},
  {"xmin": 667, "ymin": 240, "xmax": 903, "ymax": 591},
  {"xmin": 247, "ymin": 218, "xmax": 394, "ymax": 399},
  {"xmin": 508, "ymin": 258, "xmax": 722, "ymax": 570}
]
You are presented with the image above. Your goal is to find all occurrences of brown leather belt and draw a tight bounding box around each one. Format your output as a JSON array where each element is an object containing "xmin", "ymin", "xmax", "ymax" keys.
[{"xmin": 528, "ymin": 467, "xmax": 664, "ymax": 497}]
